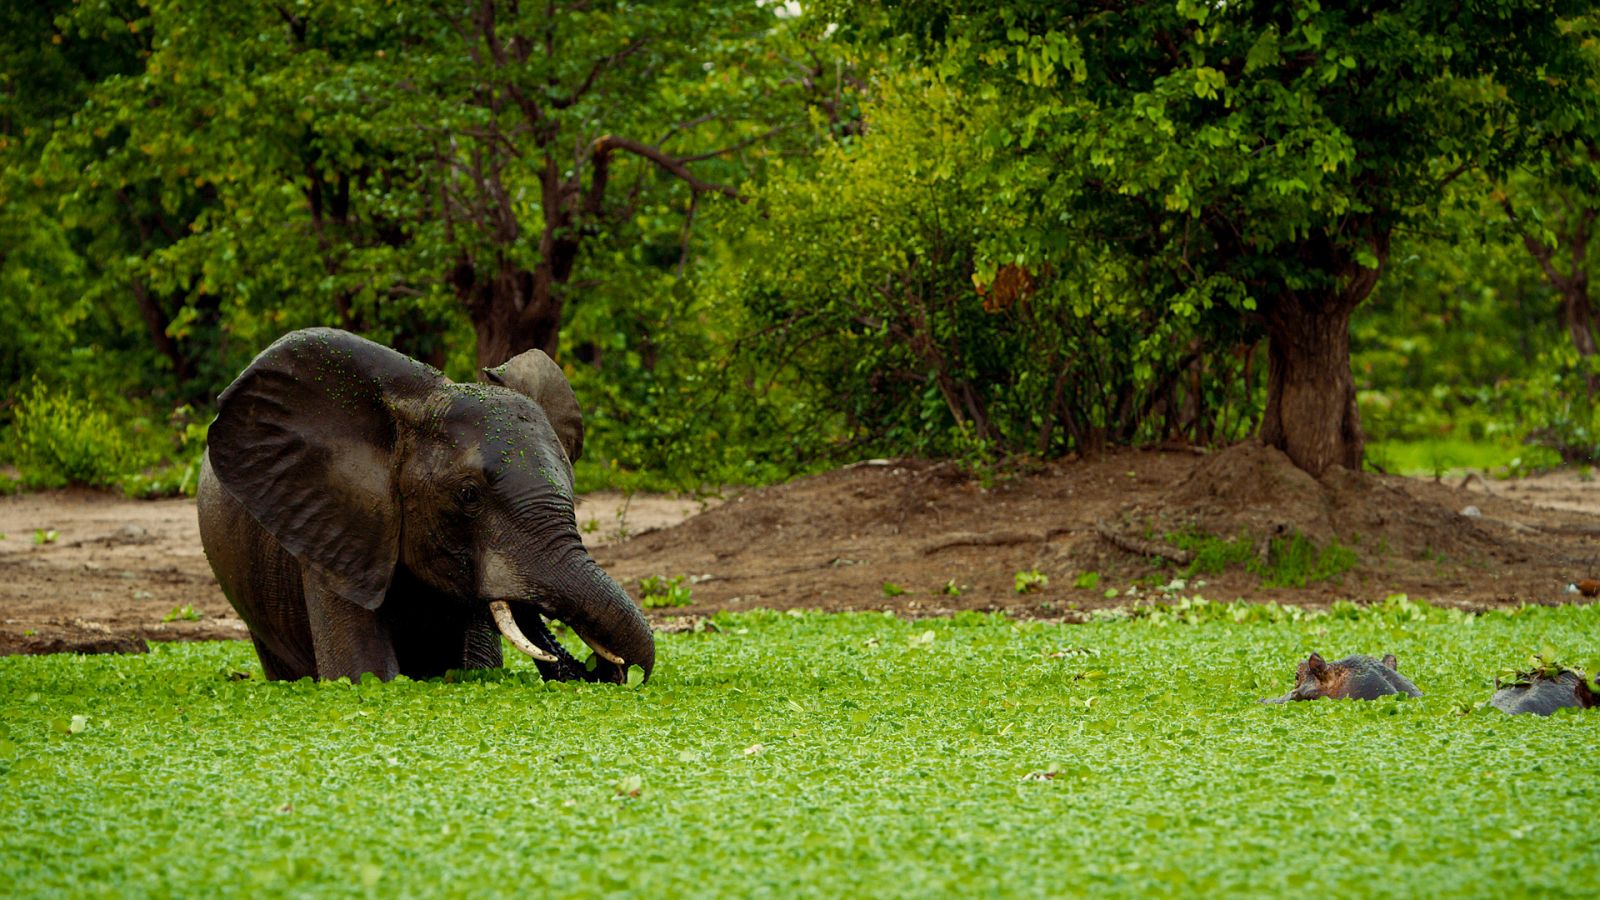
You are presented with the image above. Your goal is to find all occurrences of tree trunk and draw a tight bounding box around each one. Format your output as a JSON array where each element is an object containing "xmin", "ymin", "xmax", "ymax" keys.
[
  {"xmin": 130, "ymin": 277, "xmax": 193, "ymax": 385},
  {"xmin": 1258, "ymin": 292, "xmax": 1364, "ymax": 477},
  {"xmin": 454, "ymin": 260, "xmax": 562, "ymax": 370},
  {"xmin": 1558, "ymin": 281, "xmax": 1599, "ymax": 397}
]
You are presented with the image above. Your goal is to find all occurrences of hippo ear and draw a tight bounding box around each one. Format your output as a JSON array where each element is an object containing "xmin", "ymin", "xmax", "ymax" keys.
[
  {"xmin": 1306, "ymin": 653, "xmax": 1327, "ymax": 677},
  {"xmin": 1381, "ymin": 654, "xmax": 1398, "ymax": 670},
  {"xmin": 481, "ymin": 349, "xmax": 584, "ymax": 465}
]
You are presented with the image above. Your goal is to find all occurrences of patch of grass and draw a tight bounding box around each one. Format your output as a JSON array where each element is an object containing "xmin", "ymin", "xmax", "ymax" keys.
[
  {"xmin": 1, "ymin": 604, "xmax": 1597, "ymax": 895},
  {"xmin": 1257, "ymin": 532, "xmax": 1358, "ymax": 589},
  {"xmin": 1169, "ymin": 530, "xmax": 1256, "ymax": 576},
  {"xmin": 1013, "ymin": 569, "xmax": 1048, "ymax": 594},
  {"xmin": 1169, "ymin": 529, "xmax": 1357, "ymax": 588},
  {"xmin": 1365, "ymin": 438, "xmax": 1561, "ymax": 478},
  {"xmin": 637, "ymin": 575, "xmax": 693, "ymax": 609}
]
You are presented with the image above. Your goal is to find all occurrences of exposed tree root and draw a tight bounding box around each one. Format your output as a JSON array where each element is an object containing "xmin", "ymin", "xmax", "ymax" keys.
[
  {"xmin": 920, "ymin": 530, "xmax": 1046, "ymax": 555},
  {"xmin": 1093, "ymin": 520, "xmax": 1195, "ymax": 565}
]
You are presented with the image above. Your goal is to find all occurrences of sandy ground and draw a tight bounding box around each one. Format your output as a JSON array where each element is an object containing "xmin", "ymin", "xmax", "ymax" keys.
[
  {"xmin": 0, "ymin": 489, "xmax": 713, "ymax": 653},
  {"xmin": 1, "ymin": 449, "xmax": 1595, "ymax": 655}
]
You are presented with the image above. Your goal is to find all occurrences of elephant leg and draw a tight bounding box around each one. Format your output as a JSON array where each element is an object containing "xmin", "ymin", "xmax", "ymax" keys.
[
  {"xmin": 304, "ymin": 571, "xmax": 398, "ymax": 682},
  {"xmin": 249, "ymin": 635, "xmax": 307, "ymax": 681}
]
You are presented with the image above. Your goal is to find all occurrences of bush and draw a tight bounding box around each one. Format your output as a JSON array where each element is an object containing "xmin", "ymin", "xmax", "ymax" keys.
[
  {"xmin": 5, "ymin": 381, "xmax": 145, "ymax": 489},
  {"xmin": 719, "ymin": 76, "xmax": 1259, "ymax": 466},
  {"xmin": 1510, "ymin": 347, "xmax": 1600, "ymax": 464},
  {"xmin": 118, "ymin": 410, "xmax": 209, "ymax": 499}
]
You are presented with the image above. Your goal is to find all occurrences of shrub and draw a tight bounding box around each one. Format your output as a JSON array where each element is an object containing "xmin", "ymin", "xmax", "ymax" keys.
[
  {"xmin": 5, "ymin": 381, "xmax": 144, "ymax": 489},
  {"xmin": 719, "ymin": 76, "xmax": 1259, "ymax": 465}
]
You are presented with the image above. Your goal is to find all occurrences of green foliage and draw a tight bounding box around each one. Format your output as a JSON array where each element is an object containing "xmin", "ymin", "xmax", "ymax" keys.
[
  {"xmin": 850, "ymin": 1, "xmax": 1595, "ymax": 470},
  {"xmin": 1170, "ymin": 530, "xmax": 1258, "ymax": 577},
  {"xmin": 1352, "ymin": 171, "xmax": 1600, "ymax": 467},
  {"xmin": 1363, "ymin": 439, "xmax": 1536, "ymax": 478},
  {"xmin": 4, "ymin": 0, "xmax": 848, "ymax": 494},
  {"xmin": 1170, "ymin": 529, "xmax": 1357, "ymax": 588},
  {"xmin": 1072, "ymin": 571, "xmax": 1100, "ymax": 590},
  {"xmin": 881, "ymin": 581, "xmax": 908, "ymax": 598},
  {"xmin": 637, "ymin": 576, "xmax": 694, "ymax": 610},
  {"xmin": 161, "ymin": 605, "xmax": 201, "ymax": 623},
  {"xmin": 725, "ymin": 74, "xmax": 1249, "ymax": 461},
  {"xmin": 3, "ymin": 0, "xmax": 1599, "ymax": 487},
  {"xmin": 1256, "ymin": 533, "xmax": 1358, "ymax": 590},
  {"xmin": 5, "ymin": 381, "xmax": 143, "ymax": 489},
  {"xmin": 1495, "ymin": 645, "xmax": 1591, "ymax": 688},
  {"xmin": 1, "ymin": 605, "xmax": 1597, "ymax": 894},
  {"xmin": 1013, "ymin": 570, "xmax": 1048, "ymax": 594}
]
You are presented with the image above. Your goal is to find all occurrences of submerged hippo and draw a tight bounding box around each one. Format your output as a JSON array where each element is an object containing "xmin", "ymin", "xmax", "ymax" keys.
[
  {"xmin": 1262, "ymin": 653, "xmax": 1422, "ymax": 703},
  {"xmin": 1489, "ymin": 670, "xmax": 1597, "ymax": 716}
]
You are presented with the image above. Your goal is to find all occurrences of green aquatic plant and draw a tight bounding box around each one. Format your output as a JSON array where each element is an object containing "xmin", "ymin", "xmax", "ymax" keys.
[{"xmin": 0, "ymin": 601, "xmax": 1595, "ymax": 895}]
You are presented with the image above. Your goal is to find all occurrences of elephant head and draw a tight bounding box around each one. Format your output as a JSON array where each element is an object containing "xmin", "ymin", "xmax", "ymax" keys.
[{"xmin": 204, "ymin": 328, "xmax": 652, "ymax": 683}]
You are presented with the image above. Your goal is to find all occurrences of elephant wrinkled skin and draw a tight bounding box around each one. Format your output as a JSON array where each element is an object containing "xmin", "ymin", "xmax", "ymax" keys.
[{"xmin": 197, "ymin": 327, "xmax": 653, "ymax": 683}]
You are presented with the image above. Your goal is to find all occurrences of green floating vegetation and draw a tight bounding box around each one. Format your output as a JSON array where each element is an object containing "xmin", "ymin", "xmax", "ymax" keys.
[{"xmin": 2, "ymin": 602, "xmax": 1597, "ymax": 896}]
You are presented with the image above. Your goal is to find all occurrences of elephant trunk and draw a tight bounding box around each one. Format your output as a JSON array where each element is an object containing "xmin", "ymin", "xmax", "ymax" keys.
[
  {"xmin": 555, "ymin": 558, "xmax": 655, "ymax": 684},
  {"xmin": 495, "ymin": 549, "xmax": 653, "ymax": 684}
]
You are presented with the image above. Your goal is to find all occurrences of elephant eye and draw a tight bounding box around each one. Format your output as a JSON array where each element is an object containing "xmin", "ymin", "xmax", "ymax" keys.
[{"xmin": 455, "ymin": 482, "xmax": 482, "ymax": 512}]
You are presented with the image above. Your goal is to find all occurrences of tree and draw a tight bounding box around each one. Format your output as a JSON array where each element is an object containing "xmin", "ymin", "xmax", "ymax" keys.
[
  {"xmin": 0, "ymin": 0, "xmax": 153, "ymax": 397},
  {"xmin": 421, "ymin": 1, "xmax": 820, "ymax": 367},
  {"xmin": 37, "ymin": 0, "xmax": 838, "ymax": 388},
  {"xmin": 724, "ymin": 75, "xmax": 1257, "ymax": 460},
  {"xmin": 1493, "ymin": 15, "xmax": 1600, "ymax": 396},
  {"xmin": 868, "ymin": 0, "xmax": 1594, "ymax": 475}
]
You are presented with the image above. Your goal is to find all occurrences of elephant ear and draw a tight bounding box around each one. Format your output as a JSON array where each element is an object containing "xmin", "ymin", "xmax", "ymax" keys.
[
  {"xmin": 207, "ymin": 328, "xmax": 445, "ymax": 610},
  {"xmin": 480, "ymin": 349, "xmax": 584, "ymax": 465}
]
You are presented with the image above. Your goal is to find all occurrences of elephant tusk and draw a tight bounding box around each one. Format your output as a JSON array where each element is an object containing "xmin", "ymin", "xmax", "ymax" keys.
[
  {"xmin": 572, "ymin": 626, "xmax": 625, "ymax": 665},
  {"xmin": 489, "ymin": 600, "xmax": 559, "ymax": 663}
]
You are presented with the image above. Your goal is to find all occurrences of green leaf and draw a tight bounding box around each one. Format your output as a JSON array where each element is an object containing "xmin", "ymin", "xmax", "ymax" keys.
[{"xmin": 1245, "ymin": 29, "xmax": 1281, "ymax": 73}]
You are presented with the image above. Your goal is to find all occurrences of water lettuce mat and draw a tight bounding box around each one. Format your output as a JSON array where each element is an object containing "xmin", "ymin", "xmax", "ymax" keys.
[{"xmin": 2, "ymin": 600, "xmax": 1596, "ymax": 896}]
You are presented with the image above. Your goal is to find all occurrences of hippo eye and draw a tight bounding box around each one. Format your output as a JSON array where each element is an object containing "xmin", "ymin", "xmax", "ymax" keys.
[{"xmin": 455, "ymin": 482, "xmax": 482, "ymax": 512}]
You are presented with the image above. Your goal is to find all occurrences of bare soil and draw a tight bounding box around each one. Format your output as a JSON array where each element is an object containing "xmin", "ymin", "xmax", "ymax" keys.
[
  {"xmin": 0, "ymin": 489, "xmax": 710, "ymax": 655},
  {"xmin": 4, "ymin": 444, "xmax": 1597, "ymax": 656}
]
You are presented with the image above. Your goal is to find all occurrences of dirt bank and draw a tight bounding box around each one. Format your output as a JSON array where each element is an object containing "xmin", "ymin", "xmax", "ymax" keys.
[{"xmin": 3, "ymin": 446, "xmax": 1595, "ymax": 655}]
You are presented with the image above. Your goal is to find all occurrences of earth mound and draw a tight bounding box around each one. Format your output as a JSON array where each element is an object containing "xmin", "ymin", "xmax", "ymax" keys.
[
  {"xmin": 3, "ymin": 446, "xmax": 1597, "ymax": 655},
  {"xmin": 597, "ymin": 444, "xmax": 1600, "ymax": 618}
]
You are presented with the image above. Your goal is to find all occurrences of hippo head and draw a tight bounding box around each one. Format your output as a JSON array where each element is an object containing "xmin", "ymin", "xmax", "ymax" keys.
[{"xmin": 1263, "ymin": 652, "xmax": 1420, "ymax": 703}]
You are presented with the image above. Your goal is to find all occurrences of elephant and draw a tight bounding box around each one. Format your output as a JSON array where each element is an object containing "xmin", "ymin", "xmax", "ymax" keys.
[{"xmin": 196, "ymin": 327, "xmax": 653, "ymax": 684}]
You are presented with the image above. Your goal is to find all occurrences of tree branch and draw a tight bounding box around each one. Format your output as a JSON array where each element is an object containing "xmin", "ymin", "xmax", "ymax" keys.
[
  {"xmin": 677, "ymin": 125, "xmax": 793, "ymax": 164},
  {"xmin": 552, "ymin": 38, "xmax": 649, "ymax": 109},
  {"xmin": 272, "ymin": 3, "xmax": 307, "ymax": 46},
  {"xmin": 590, "ymin": 135, "xmax": 747, "ymax": 201},
  {"xmin": 1501, "ymin": 195, "xmax": 1572, "ymax": 291}
]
